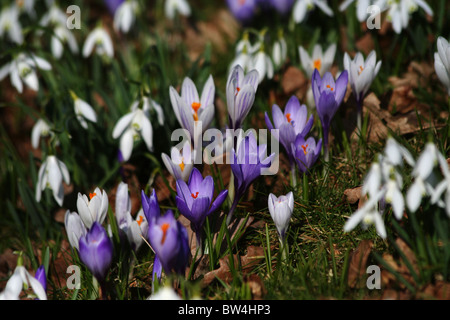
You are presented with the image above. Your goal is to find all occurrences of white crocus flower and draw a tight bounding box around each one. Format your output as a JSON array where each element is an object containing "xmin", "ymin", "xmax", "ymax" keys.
[
  {"xmin": 0, "ymin": 262, "xmax": 47, "ymax": 300},
  {"xmin": 161, "ymin": 142, "xmax": 194, "ymax": 182},
  {"xmin": 268, "ymin": 192, "xmax": 294, "ymax": 242},
  {"xmin": 115, "ymin": 182, "xmax": 148, "ymax": 251},
  {"xmin": 0, "ymin": 5, "xmax": 23, "ymax": 44},
  {"xmin": 169, "ymin": 75, "xmax": 215, "ymax": 143},
  {"xmin": 51, "ymin": 25, "xmax": 79, "ymax": 59},
  {"xmin": 82, "ymin": 27, "xmax": 114, "ymax": 58},
  {"xmin": 343, "ymin": 50, "xmax": 382, "ymax": 130},
  {"xmin": 299, "ymin": 43, "xmax": 336, "ymax": 78},
  {"xmin": 77, "ymin": 187, "xmax": 109, "ymax": 229},
  {"xmin": 165, "ymin": 0, "xmax": 191, "ymax": 20},
  {"xmin": 293, "ymin": 0, "xmax": 333, "ymax": 24},
  {"xmin": 114, "ymin": 0, "xmax": 139, "ymax": 34},
  {"xmin": 64, "ymin": 210, "xmax": 87, "ymax": 250},
  {"xmin": 434, "ymin": 37, "xmax": 450, "ymax": 96},
  {"xmin": 36, "ymin": 155, "xmax": 70, "ymax": 206},
  {"xmin": 339, "ymin": 0, "xmax": 372, "ymax": 22},
  {"xmin": 70, "ymin": 91, "xmax": 97, "ymax": 129},
  {"xmin": 0, "ymin": 53, "xmax": 51, "ymax": 93},
  {"xmin": 112, "ymin": 98, "xmax": 158, "ymax": 161}
]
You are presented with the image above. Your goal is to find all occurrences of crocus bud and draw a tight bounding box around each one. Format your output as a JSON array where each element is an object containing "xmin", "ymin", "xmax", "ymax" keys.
[
  {"xmin": 268, "ymin": 192, "xmax": 294, "ymax": 242},
  {"xmin": 64, "ymin": 210, "xmax": 87, "ymax": 250},
  {"xmin": 34, "ymin": 265, "xmax": 47, "ymax": 293},
  {"xmin": 78, "ymin": 222, "xmax": 113, "ymax": 282}
]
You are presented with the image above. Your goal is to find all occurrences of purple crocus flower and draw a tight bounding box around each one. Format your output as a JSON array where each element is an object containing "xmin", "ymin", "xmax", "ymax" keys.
[
  {"xmin": 291, "ymin": 135, "xmax": 322, "ymax": 173},
  {"xmin": 147, "ymin": 210, "xmax": 190, "ymax": 276},
  {"xmin": 78, "ymin": 221, "xmax": 113, "ymax": 283},
  {"xmin": 104, "ymin": 0, "xmax": 124, "ymax": 15},
  {"xmin": 228, "ymin": 132, "xmax": 276, "ymax": 224},
  {"xmin": 265, "ymin": 95, "xmax": 314, "ymax": 166},
  {"xmin": 226, "ymin": 0, "xmax": 259, "ymax": 23},
  {"xmin": 34, "ymin": 265, "xmax": 47, "ymax": 294},
  {"xmin": 269, "ymin": 0, "xmax": 295, "ymax": 15},
  {"xmin": 312, "ymin": 69, "xmax": 348, "ymax": 161},
  {"xmin": 141, "ymin": 189, "xmax": 160, "ymax": 225},
  {"xmin": 176, "ymin": 168, "xmax": 228, "ymax": 249}
]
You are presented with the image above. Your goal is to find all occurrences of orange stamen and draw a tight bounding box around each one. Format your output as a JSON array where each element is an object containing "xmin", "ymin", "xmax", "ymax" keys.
[
  {"xmin": 191, "ymin": 102, "xmax": 201, "ymax": 122},
  {"xmin": 179, "ymin": 157, "xmax": 185, "ymax": 172},
  {"xmin": 136, "ymin": 215, "xmax": 144, "ymax": 226},
  {"xmin": 89, "ymin": 192, "xmax": 97, "ymax": 200},
  {"xmin": 358, "ymin": 65, "xmax": 364, "ymax": 75},
  {"xmin": 161, "ymin": 223, "xmax": 170, "ymax": 245},
  {"xmin": 286, "ymin": 113, "xmax": 292, "ymax": 123},
  {"xmin": 313, "ymin": 59, "xmax": 322, "ymax": 71},
  {"xmin": 301, "ymin": 144, "xmax": 308, "ymax": 155},
  {"xmin": 239, "ymin": 0, "xmax": 246, "ymax": 5},
  {"xmin": 191, "ymin": 192, "xmax": 199, "ymax": 199},
  {"xmin": 326, "ymin": 84, "xmax": 334, "ymax": 92}
]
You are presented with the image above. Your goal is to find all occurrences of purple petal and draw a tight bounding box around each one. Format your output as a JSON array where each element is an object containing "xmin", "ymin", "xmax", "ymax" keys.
[{"xmin": 208, "ymin": 189, "xmax": 229, "ymax": 216}]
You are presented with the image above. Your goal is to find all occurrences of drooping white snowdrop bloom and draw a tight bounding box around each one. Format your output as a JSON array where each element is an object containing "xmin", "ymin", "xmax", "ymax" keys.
[
  {"xmin": 70, "ymin": 91, "xmax": 97, "ymax": 129},
  {"xmin": 339, "ymin": 0, "xmax": 373, "ymax": 22},
  {"xmin": 115, "ymin": 182, "xmax": 148, "ymax": 251},
  {"xmin": 252, "ymin": 49, "xmax": 274, "ymax": 84},
  {"xmin": 268, "ymin": 192, "xmax": 294, "ymax": 243},
  {"xmin": 31, "ymin": 118, "xmax": 52, "ymax": 149},
  {"xmin": 82, "ymin": 27, "xmax": 114, "ymax": 58},
  {"xmin": 292, "ymin": 0, "xmax": 333, "ymax": 24},
  {"xmin": 147, "ymin": 286, "xmax": 182, "ymax": 300},
  {"xmin": 343, "ymin": 50, "xmax": 382, "ymax": 130},
  {"xmin": 165, "ymin": 0, "xmax": 191, "ymax": 20},
  {"xmin": 161, "ymin": 142, "xmax": 194, "ymax": 182},
  {"xmin": 0, "ymin": 5, "xmax": 23, "ymax": 44},
  {"xmin": 35, "ymin": 155, "xmax": 70, "ymax": 206},
  {"xmin": 51, "ymin": 25, "xmax": 79, "ymax": 59},
  {"xmin": 0, "ymin": 262, "xmax": 47, "ymax": 300},
  {"xmin": 112, "ymin": 97, "xmax": 158, "ymax": 161},
  {"xmin": 406, "ymin": 142, "xmax": 446, "ymax": 213},
  {"xmin": 64, "ymin": 210, "xmax": 87, "ymax": 250},
  {"xmin": 0, "ymin": 53, "xmax": 51, "ymax": 93},
  {"xmin": 76, "ymin": 187, "xmax": 109, "ymax": 229},
  {"xmin": 376, "ymin": 0, "xmax": 433, "ymax": 34},
  {"xmin": 39, "ymin": 4, "xmax": 67, "ymax": 27},
  {"xmin": 434, "ymin": 37, "xmax": 450, "ymax": 96},
  {"xmin": 299, "ymin": 43, "xmax": 336, "ymax": 78},
  {"xmin": 272, "ymin": 32, "xmax": 288, "ymax": 69},
  {"xmin": 114, "ymin": 0, "xmax": 139, "ymax": 34}
]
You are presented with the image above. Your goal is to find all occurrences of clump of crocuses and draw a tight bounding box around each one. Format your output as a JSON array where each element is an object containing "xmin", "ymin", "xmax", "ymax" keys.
[
  {"xmin": 312, "ymin": 69, "xmax": 348, "ymax": 162},
  {"xmin": 176, "ymin": 167, "xmax": 228, "ymax": 251}
]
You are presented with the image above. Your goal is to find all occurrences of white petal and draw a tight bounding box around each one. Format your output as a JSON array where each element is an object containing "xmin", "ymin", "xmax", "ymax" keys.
[{"xmin": 112, "ymin": 112, "xmax": 135, "ymax": 139}]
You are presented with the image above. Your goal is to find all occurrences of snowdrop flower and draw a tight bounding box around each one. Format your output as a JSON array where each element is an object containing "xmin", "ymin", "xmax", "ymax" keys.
[
  {"xmin": 82, "ymin": 27, "xmax": 114, "ymax": 58},
  {"xmin": 299, "ymin": 43, "xmax": 336, "ymax": 78},
  {"xmin": 39, "ymin": 4, "xmax": 67, "ymax": 27},
  {"xmin": 293, "ymin": 0, "xmax": 333, "ymax": 24},
  {"xmin": 434, "ymin": 37, "xmax": 450, "ymax": 96},
  {"xmin": 64, "ymin": 210, "xmax": 87, "ymax": 250},
  {"xmin": 114, "ymin": 0, "xmax": 139, "ymax": 33},
  {"xmin": 16, "ymin": 0, "xmax": 37, "ymax": 19},
  {"xmin": 148, "ymin": 286, "xmax": 182, "ymax": 300},
  {"xmin": 253, "ymin": 47, "xmax": 274, "ymax": 84},
  {"xmin": 226, "ymin": 64, "xmax": 259, "ymax": 129},
  {"xmin": 0, "ymin": 5, "xmax": 23, "ymax": 44},
  {"xmin": 376, "ymin": 0, "xmax": 433, "ymax": 34},
  {"xmin": 406, "ymin": 142, "xmax": 446, "ymax": 213},
  {"xmin": 339, "ymin": 0, "xmax": 372, "ymax": 22},
  {"xmin": 268, "ymin": 192, "xmax": 294, "ymax": 243},
  {"xmin": 31, "ymin": 118, "xmax": 52, "ymax": 149},
  {"xmin": 383, "ymin": 137, "xmax": 415, "ymax": 168},
  {"xmin": 51, "ymin": 25, "xmax": 79, "ymax": 59},
  {"xmin": 161, "ymin": 142, "xmax": 194, "ymax": 182},
  {"xmin": 272, "ymin": 31, "xmax": 288, "ymax": 69},
  {"xmin": 165, "ymin": 0, "xmax": 191, "ymax": 20},
  {"xmin": 169, "ymin": 75, "xmax": 215, "ymax": 144},
  {"xmin": 70, "ymin": 91, "xmax": 97, "ymax": 129},
  {"xmin": 0, "ymin": 53, "xmax": 51, "ymax": 93},
  {"xmin": 0, "ymin": 260, "xmax": 47, "ymax": 300},
  {"xmin": 343, "ymin": 50, "xmax": 382, "ymax": 130},
  {"xmin": 35, "ymin": 155, "xmax": 70, "ymax": 206},
  {"xmin": 77, "ymin": 187, "xmax": 109, "ymax": 229},
  {"xmin": 430, "ymin": 156, "xmax": 450, "ymax": 218},
  {"xmin": 112, "ymin": 97, "xmax": 157, "ymax": 161}
]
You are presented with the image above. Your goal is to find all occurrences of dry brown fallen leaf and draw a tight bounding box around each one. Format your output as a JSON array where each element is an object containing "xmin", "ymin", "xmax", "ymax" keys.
[
  {"xmin": 347, "ymin": 240, "xmax": 373, "ymax": 288},
  {"xmin": 343, "ymin": 186, "xmax": 362, "ymax": 205}
]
